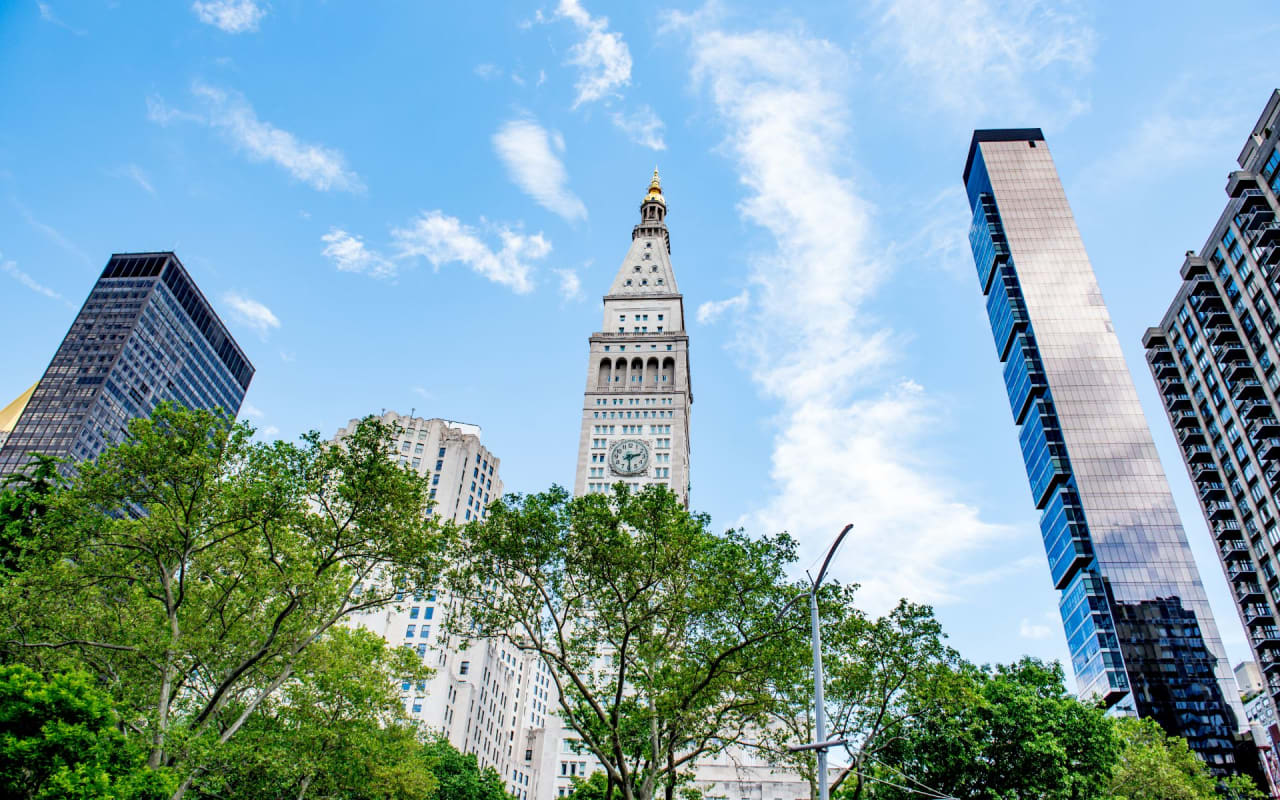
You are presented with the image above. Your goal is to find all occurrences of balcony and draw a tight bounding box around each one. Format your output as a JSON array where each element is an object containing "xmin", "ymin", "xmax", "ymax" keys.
[
  {"xmin": 1191, "ymin": 461, "xmax": 1219, "ymax": 482},
  {"xmin": 1208, "ymin": 326, "xmax": 1241, "ymax": 346},
  {"xmin": 1225, "ymin": 359, "xmax": 1257, "ymax": 381},
  {"xmin": 1185, "ymin": 442, "xmax": 1213, "ymax": 462},
  {"xmin": 1250, "ymin": 417, "xmax": 1280, "ymax": 439},
  {"xmin": 1259, "ymin": 438, "xmax": 1280, "ymax": 462},
  {"xmin": 1208, "ymin": 501, "xmax": 1238, "ymax": 521},
  {"xmin": 1198, "ymin": 481, "xmax": 1227, "ymax": 502},
  {"xmin": 1228, "ymin": 171, "xmax": 1260, "ymax": 198},
  {"xmin": 1154, "ymin": 361, "xmax": 1180, "ymax": 379},
  {"xmin": 1244, "ymin": 603, "xmax": 1274, "ymax": 626},
  {"xmin": 1228, "ymin": 561, "xmax": 1259, "ymax": 581},
  {"xmin": 1252, "ymin": 627, "xmax": 1280, "ymax": 649},
  {"xmin": 1216, "ymin": 340, "xmax": 1248, "ymax": 360},
  {"xmin": 1182, "ymin": 252, "xmax": 1211, "ymax": 278},
  {"xmin": 1213, "ymin": 520, "xmax": 1244, "ymax": 542},
  {"xmin": 1164, "ymin": 392, "xmax": 1193, "ymax": 411},
  {"xmin": 1232, "ymin": 378, "xmax": 1266, "ymax": 400},
  {"xmin": 1260, "ymin": 651, "xmax": 1280, "ymax": 675},
  {"xmin": 1241, "ymin": 399, "xmax": 1273, "ymax": 420},
  {"xmin": 1171, "ymin": 410, "xmax": 1201, "ymax": 429},
  {"xmin": 1254, "ymin": 222, "xmax": 1280, "ymax": 248},
  {"xmin": 1238, "ymin": 581, "xmax": 1267, "ymax": 603},
  {"xmin": 1220, "ymin": 539, "xmax": 1250, "ymax": 560}
]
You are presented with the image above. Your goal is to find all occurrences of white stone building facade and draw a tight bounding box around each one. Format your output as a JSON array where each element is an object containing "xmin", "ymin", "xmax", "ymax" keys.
[{"xmin": 336, "ymin": 411, "xmax": 550, "ymax": 800}]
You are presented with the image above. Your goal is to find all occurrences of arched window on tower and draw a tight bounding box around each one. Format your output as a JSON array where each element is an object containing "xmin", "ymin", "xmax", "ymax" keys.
[
  {"xmin": 646, "ymin": 357, "xmax": 659, "ymax": 384},
  {"xmin": 615, "ymin": 358, "xmax": 627, "ymax": 383},
  {"xmin": 662, "ymin": 357, "xmax": 675, "ymax": 385},
  {"xmin": 631, "ymin": 358, "xmax": 643, "ymax": 383},
  {"xmin": 598, "ymin": 358, "xmax": 612, "ymax": 390}
]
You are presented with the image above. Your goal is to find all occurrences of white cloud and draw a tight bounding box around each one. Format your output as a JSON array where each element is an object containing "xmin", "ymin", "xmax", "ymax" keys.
[
  {"xmin": 1019, "ymin": 618, "xmax": 1053, "ymax": 640},
  {"xmin": 1, "ymin": 253, "xmax": 72, "ymax": 308},
  {"xmin": 412, "ymin": 386, "xmax": 432, "ymax": 400},
  {"xmin": 554, "ymin": 268, "xmax": 583, "ymax": 301},
  {"xmin": 1082, "ymin": 110, "xmax": 1238, "ymax": 190},
  {"xmin": 261, "ymin": 425, "xmax": 280, "ymax": 436},
  {"xmin": 148, "ymin": 84, "xmax": 363, "ymax": 193},
  {"xmin": 321, "ymin": 228, "xmax": 396, "ymax": 279},
  {"xmin": 37, "ymin": 2, "xmax": 85, "ymax": 35},
  {"xmin": 474, "ymin": 63, "xmax": 502, "ymax": 80},
  {"xmin": 556, "ymin": 0, "xmax": 632, "ymax": 107},
  {"xmin": 392, "ymin": 211, "xmax": 549, "ymax": 294},
  {"xmin": 222, "ymin": 291, "xmax": 280, "ymax": 338},
  {"xmin": 241, "ymin": 402, "xmax": 265, "ymax": 418},
  {"xmin": 110, "ymin": 163, "xmax": 155, "ymax": 195},
  {"xmin": 611, "ymin": 106, "xmax": 667, "ymax": 151},
  {"xmin": 675, "ymin": 17, "xmax": 1009, "ymax": 612},
  {"xmin": 870, "ymin": 0, "xmax": 1095, "ymax": 123},
  {"xmin": 696, "ymin": 291, "xmax": 748, "ymax": 324},
  {"xmin": 191, "ymin": 0, "xmax": 266, "ymax": 34},
  {"xmin": 493, "ymin": 118, "xmax": 587, "ymax": 222}
]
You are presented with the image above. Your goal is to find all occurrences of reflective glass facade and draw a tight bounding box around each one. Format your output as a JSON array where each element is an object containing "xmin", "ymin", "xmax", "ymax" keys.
[
  {"xmin": 965, "ymin": 130, "xmax": 1246, "ymax": 772},
  {"xmin": 0, "ymin": 252, "xmax": 253, "ymax": 476},
  {"xmin": 1145, "ymin": 92, "xmax": 1280, "ymax": 741}
]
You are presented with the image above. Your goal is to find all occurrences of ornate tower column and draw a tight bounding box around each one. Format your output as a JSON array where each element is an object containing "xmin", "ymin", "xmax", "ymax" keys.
[{"xmin": 573, "ymin": 170, "xmax": 692, "ymax": 505}]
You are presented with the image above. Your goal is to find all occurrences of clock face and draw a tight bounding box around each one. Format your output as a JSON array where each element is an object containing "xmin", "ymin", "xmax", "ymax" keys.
[{"xmin": 608, "ymin": 439, "xmax": 651, "ymax": 476}]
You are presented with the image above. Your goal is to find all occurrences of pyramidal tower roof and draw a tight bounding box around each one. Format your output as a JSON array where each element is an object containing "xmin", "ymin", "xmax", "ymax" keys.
[{"xmin": 607, "ymin": 169, "xmax": 680, "ymax": 297}]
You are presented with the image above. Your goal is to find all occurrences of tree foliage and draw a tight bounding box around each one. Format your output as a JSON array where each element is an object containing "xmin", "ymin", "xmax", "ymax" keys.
[
  {"xmin": 445, "ymin": 484, "xmax": 803, "ymax": 800},
  {"xmin": 0, "ymin": 663, "xmax": 174, "ymax": 800},
  {"xmin": 863, "ymin": 658, "xmax": 1118, "ymax": 800},
  {"xmin": 0, "ymin": 405, "xmax": 443, "ymax": 799},
  {"xmin": 1109, "ymin": 716, "xmax": 1263, "ymax": 800}
]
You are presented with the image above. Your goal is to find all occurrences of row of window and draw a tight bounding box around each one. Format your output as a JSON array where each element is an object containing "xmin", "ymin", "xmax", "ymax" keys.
[
  {"xmin": 602, "ymin": 344, "xmax": 674, "ymax": 351},
  {"xmin": 594, "ymin": 397, "xmax": 675, "ymax": 405},
  {"xmin": 592, "ymin": 410, "xmax": 673, "ymax": 419}
]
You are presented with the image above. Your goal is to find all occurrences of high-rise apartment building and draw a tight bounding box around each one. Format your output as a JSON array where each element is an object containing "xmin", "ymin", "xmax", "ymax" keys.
[
  {"xmin": 573, "ymin": 170, "xmax": 692, "ymax": 506},
  {"xmin": 0, "ymin": 252, "xmax": 253, "ymax": 476},
  {"xmin": 337, "ymin": 412, "xmax": 547, "ymax": 800},
  {"xmin": 1143, "ymin": 90, "xmax": 1280, "ymax": 739},
  {"xmin": 964, "ymin": 129, "xmax": 1248, "ymax": 772}
]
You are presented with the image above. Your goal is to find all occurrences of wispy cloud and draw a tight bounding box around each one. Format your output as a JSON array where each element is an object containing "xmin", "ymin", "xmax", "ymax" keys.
[
  {"xmin": 554, "ymin": 268, "xmax": 583, "ymax": 301},
  {"xmin": 110, "ymin": 163, "xmax": 156, "ymax": 195},
  {"xmin": 474, "ymin": 63, "xmax": 503, "ymax": 80},
  {"xmin": 222, "ymin": 291, "xmax": 280, "ymax": 338},
  {"xmin": 148, "ymin": 84, "xmax": 364, "ymax": 193},
  {"xmin": 869, "ymin": 0, "xmax": 1095, "ymax": 124},
  {"xmin": 392, "ymin": 211, "xmax": 549, "ymax": 294},
  {"xmin": 13, "ymin": 201, "xmax": 92, "ymax": 266},
  {"xmin": 611, "ymin": 106, "xmax": 667, "ymax": 151},
  {"xmin": 1081, "ymin": 110, "xmax": 1238, "ymax": 191},
  {"xmin": 191, "ymin": 0, "xmax": 266, "ymax": 34},
  {"xmin": 37, "ymin": 2, "xmax": 86, "ymax": 35},
  {"xmin": 0, "ymin": 252, "xmax": 73, "ymax": 308},
  {"xmin": 672, "ymin": 13, "xmax": 1008, "ymax": 612},
  {"xmin": 696, "ymin": 291, "xmax": 748, "ymax": 324},
  {"xmin": 556, "ymin": 0, "xmax": 631, "ymax": 107},
  {"xmin": 321, "ymin": 228, "xmax": 396, "ymax": 279},
  {"xmin": 493, "ymin": 118, "xmax": 587, "ymax": 221}
]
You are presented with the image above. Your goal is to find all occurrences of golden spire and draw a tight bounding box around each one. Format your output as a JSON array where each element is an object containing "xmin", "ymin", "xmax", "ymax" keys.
[{"xmin": 644, "ymin": 167, "xmax": 665, "ymax": 205}]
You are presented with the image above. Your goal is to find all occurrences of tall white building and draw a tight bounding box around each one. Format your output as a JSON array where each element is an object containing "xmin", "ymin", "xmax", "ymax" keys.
[
  {"xmin": 336, "ymin": 411, "xmax": 549, "ymax": 800},
  {"xmin": 547, "ymin": 173, "xmax": 808, "ymax": 799},
  {"xmin": 574, "ymin": 170, "xmax": 692, "ymax": 505}
]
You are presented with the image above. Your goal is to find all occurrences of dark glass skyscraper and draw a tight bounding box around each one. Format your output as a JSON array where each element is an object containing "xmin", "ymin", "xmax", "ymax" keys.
[
  {"xmin": 965, "ymin": 130, "xmax": 1247, "ymax": 772},
  {"xmin": 1144, "ymin": 91, "xmax": 1280, "ymax": 734},
  {"xmin": 0, "ymin": 251, "xmax": 253, "ymax": 476}
]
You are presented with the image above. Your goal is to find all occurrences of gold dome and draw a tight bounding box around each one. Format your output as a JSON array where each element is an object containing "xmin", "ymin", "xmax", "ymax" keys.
[{"xmin": 644, "ymin": 168, "xmax": 665, "ymax": 205}]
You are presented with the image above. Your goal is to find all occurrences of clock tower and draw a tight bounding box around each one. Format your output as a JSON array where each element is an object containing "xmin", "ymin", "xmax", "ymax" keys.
[{"xmin": 574, "ymin": 170, "xmax": 692, "ymax": 505}]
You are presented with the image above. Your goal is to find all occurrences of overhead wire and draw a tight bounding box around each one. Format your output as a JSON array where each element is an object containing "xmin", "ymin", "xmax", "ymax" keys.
[{"xmin": 861, "ymin": 753, "xmax": 957, "ymax": 800}]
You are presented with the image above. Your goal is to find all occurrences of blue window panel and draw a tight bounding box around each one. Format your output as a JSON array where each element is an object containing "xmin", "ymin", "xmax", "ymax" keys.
[
  {"xmin": 968, "ymin": 194, "xmax": 1009, "ymax": 296},
  {"xmin": 1058, "ymin": 568, "xmax": 1128, "ymax": 702},
  {"xmin": 986, "ymin": 265, "xmax": 1030, "ymax": 362},
  {"xmin": 1003, "ymin": 333, "xmax": 1047, "ymax": 425},
  {"xmin": 1040, "ymin": 484, "xmax": 1094, "ymax": 589},
  {"xmin": 1018, "ymin": 399, "xmax": 1072, "ymax": 508}
]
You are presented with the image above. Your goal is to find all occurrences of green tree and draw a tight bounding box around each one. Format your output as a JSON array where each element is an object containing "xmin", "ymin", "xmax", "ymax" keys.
[
  {"xmin": 761, "ymin": 594, "xmax": 958, "ymax": 799},
  {"xmin": 1109, "ymin": 716, "xmax": 1263, "ymax": 800},
  {"xmin": 445, "ymin": 484, "xmax": 803, "ymax": 800},
  {"xmin": 0, "ymin": 453, "xmax": 62, "ymax": 574},
  {"xmin": 193, "ymin": 627, "xmax": 434, "ymax": 800},
  {"xmin": 866, "ymin": 658, "xmax": 1118, "ymax": 800},
  {"xmin": 0, "ymin": 663, "xmax": 175, "ymax": 800},
  {"xmin": 0, "ymin": 405, "xmax": 444, "ymax": 799},
  {"xmin": 421, "ymin": 736, "xmax": 509, "ymax": 800},
  {"xmin": 566, "ymin": 771, "xmax": 611, "ymax": 800}
]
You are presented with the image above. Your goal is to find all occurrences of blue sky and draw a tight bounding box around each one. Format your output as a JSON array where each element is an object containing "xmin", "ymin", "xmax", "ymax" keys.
[{"xmin": 3, "ymin": 0, "xmax": 1279, "ymax": 675}]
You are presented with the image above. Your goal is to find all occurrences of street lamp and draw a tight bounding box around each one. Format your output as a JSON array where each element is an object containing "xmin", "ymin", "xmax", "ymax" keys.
[{"xmin": 787, "ymin": 523, "xmax": 853, "ymax": 800}]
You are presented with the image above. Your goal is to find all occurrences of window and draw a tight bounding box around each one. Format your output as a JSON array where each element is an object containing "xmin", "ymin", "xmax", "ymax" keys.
[
  {"xmin": 460, "ymin": 661, "xmax": 470, "ymax": 675},
  {"xmin": 410, "ymin": 607, "xmax": 420, "ymax": 619},
  {"xmin": 425, "ymin": 606, "xmax": 434, "ymax": 620},
  {"xmin": 406, "ymin": 625, "xmax": 416, "ymax": 637}
]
